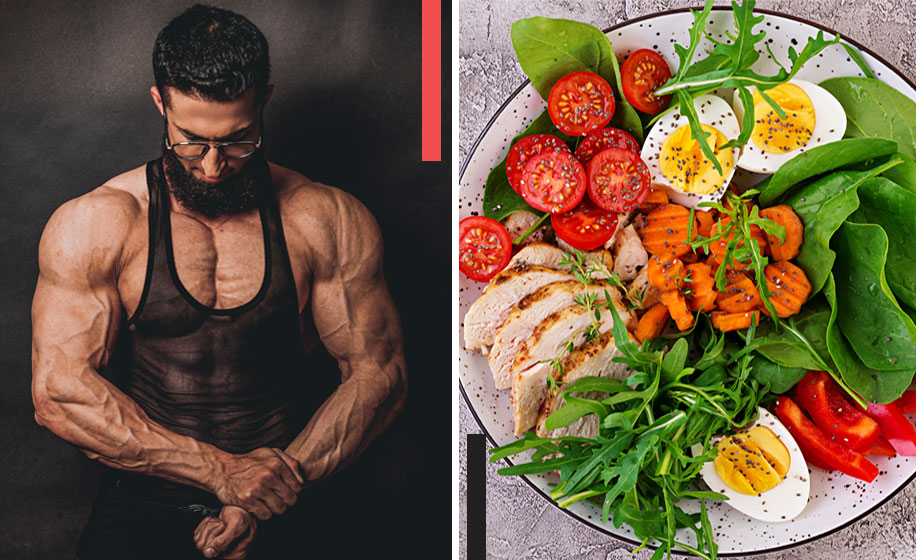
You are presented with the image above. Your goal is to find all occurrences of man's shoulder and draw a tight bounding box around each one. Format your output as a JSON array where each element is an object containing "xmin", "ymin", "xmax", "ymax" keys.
[
  {"xmin": 269, "ymin": 162, "xmax": 373, "ymax": 229},
  {"xmin": 39, "ymin": 166, "xmax": 149, "ymax": 273}
]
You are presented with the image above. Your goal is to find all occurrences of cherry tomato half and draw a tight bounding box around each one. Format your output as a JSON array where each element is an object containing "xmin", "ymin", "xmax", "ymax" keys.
[
  {"xmin": 458, "ymin": 216, "xmax": 513, "ymax": 282},
  {"xmin": 574, "ymin": 127, "xmax": 641, "ymax": 167},
  {"xmin": 519, "ymin": 148, "xmax": 588, "ymax": 214},
  {"xmin": 547, "ymin": 71, "xmax": 616, "ymax": 136},
  {"xmin": 621, "ymin": 49, "xmax": 673, "ymax": 114},
  {"xmin": 506, "ymin": 134, "xmax": 572, "ymax": 195},
  {"xmin": 551, "ymin": 196, "xmax": 619, "ymax": 251},
  {"xmin": 586, "ymin": 147, "xmax": 651, "ymax": 213}
]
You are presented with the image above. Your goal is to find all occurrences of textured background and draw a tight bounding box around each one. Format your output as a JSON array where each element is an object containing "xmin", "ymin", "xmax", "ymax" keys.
[{"xmin": 458, "ymin": 1, "xmax": 916, "ymax": 559}]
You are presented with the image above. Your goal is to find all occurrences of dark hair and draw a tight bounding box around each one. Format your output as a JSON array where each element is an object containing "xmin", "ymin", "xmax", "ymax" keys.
[{"xmin": 153, "ymin": 4, "xmax": 270, "ymax": 106}]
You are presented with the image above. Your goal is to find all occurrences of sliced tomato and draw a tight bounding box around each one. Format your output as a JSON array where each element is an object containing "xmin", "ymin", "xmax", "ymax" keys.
[
  {"xmin": 774, "ymin": 396, "xmax": 879, "ymax": 482},
  {"xmin": 458, "ymin": 216, "xmax": 513, "ymax": 282},
  {"xmin": 519, "ymin": 148, "xmax": 587, "ymax": 214},
  {"xmin": 586, "ymin": 147, "xmax": 651, "ymax": 213},
  {"xmin": 621, "ymin": 49, "xmax": 673, "ymax": 114},
  {"xmin": 547, "ymin": 71, "xmax": 616, "ymax": 136},
  {"xmin": 574, "ymin": 127, "xmax": 641, "ymax": 166},
  {"xmin": 794, "ymin": 370, "xmax": 880, "ymax": 451},
  {"xmin": 506, "ymin": 134, "xmax": 571, "ymax": 195},
  {"xmin": 550, "ymin": 196, "xmax": 619, "ymax": 251}
]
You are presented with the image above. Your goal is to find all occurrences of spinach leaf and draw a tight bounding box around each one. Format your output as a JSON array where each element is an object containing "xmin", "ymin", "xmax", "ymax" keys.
[
  {"xmin": 757, "ymin": 137, "xmax": 898, "ymax": 206},
  {"xmin": 832, "ymin": 221, "xmax": 916, "ymax": 371},
  {"xmin": 881, "ymin": 152, "xmax": 916, "ymax": 195},
  {"xmin": 749, "ymin": 354, "xmax": 807, "ymax": 394},
  {"xmin": 823, "ymin": 273, "xmax": 914, "ymax": 403},
  {"xmin": 820, "ymin": 77, "xmax": 916, "ymax": 161},
  {"xmin": 785, "ymin": 160, "xmax": 900, "ymax": 295},
  {"xmin": 510, "ymin": 17, "xmax": 643, "ymax": 141},
  {"xmin": 481, "ymin": 109, "xmax": 571, "ymax": 221},
  {"xmin": 750, "ymin": 300, "xmax": 833, "ymax": 370},
  {"xmin": 850, "ymin": 177, "xmax": 916, "ymax": 310}
]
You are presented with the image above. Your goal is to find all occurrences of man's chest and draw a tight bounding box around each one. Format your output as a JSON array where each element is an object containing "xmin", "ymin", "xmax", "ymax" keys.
[{"xmin": 117, "ymin": 207, "xmax": 312, "ymax": 318}]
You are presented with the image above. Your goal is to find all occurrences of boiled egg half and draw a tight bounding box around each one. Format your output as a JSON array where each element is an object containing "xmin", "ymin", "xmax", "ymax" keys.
[
  {"xmin": 695, "ymin": 407, "xmax": 810, "ymax": 523},
  {"xmin": 732, "ymin": 80, "xmax": 846, "ymax": 174},
  {"xmin": 641, "ymin": 94, "xmax": 741, "ymax": 209}
]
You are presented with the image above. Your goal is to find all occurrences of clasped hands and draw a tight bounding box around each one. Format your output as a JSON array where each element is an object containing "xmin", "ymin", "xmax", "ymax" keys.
[{"xmin": 194, "ymin": 447, "xmax": 304, "ymax": 559}]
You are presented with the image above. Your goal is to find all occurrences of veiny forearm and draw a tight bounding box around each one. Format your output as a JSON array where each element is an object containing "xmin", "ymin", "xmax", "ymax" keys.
[
  {"xmin": 32, "ymin": 345, "xmax": 231, "ymax": 493},
  {"xmin": 283, "ymin": 357, "xmax": 406, "ymax": 484}
]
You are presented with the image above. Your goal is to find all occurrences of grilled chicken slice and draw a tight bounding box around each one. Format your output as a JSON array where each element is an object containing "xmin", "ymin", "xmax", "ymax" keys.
[
  {"xmin": 463, "ymin": 264, "xmax": 574, "ymax": 352},
  {"xmin": 628, "ymin": 265, "xmax": 660, "ymax": 310},
  {"xmin": 534, "ymin": 334, "xmax": 631, "ymax": 439},
  {"xmin": 511, "ymin": 362, "xmax": 552, "ymax": 435},
  {"xmin": 489, "ymin": 280, "xmax": 611, "ymax": 390},
  {"xmin": 509, "ymin": 291, "xmax": 634, "ymax": 380},
  {"xmin": 613, "ymin": 225, "xmax": 648, "ymax": 282},
  {"xmin": 508, "ymin": 242, "xmax": 613, "ymax": 278}
]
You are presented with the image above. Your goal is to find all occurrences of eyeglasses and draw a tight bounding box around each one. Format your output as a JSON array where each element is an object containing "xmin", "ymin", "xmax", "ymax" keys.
[{"xmin": 165, "ymin": 135, "xmax": 262, "ymax": 160}]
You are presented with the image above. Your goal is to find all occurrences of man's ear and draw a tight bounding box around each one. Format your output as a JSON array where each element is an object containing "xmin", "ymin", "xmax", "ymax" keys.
[
  {"xmin": 150, "ymin": 86, "xmax": 166, "ymax": 116},
  {"xmin": 260, "ymin": 84, "xmax": 275, "ymax": 108}
]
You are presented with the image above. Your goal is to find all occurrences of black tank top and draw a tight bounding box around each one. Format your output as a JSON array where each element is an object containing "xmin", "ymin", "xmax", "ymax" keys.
[{"xmin": 108, "ymin": 156, "xmax": 313, "ymax": 454}]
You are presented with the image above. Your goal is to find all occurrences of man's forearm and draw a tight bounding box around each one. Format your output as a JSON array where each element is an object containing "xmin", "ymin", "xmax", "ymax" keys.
[{"xmin": 284, "ymin": 362, "xmax": 406, "ymax": 483}]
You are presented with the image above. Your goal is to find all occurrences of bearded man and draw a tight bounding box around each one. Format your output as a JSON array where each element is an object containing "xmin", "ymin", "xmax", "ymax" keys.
[{"xmin": 30, "ymin": 5, "xmax": 406, "ymax": 559}]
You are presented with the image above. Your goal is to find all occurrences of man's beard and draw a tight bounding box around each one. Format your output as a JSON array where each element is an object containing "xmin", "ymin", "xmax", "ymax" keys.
[{"xmin": 162, "ymin": 140, "xmax": 261, "ymax": 218}]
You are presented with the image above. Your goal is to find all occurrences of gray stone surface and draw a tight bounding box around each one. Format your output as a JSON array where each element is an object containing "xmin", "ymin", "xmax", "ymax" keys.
[{"xmin": 458, "ymin": 1, "xmax": 916, "ymax": 558}]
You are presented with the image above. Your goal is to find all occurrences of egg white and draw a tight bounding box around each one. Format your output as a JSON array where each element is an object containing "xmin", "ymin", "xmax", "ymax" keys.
[
  {"xmin": 641, "ymin": 94, "xmax": 741, "ymax": 209},
  {"xmin": 694, "ymin": 407, "xmax": 810, "ymax": 523},
  {"xmin": 732, "ymin": 79, "xmax": 847, "ymax": 174}
]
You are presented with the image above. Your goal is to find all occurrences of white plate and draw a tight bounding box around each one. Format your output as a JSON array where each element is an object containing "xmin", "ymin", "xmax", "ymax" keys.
[{"xmin": 458, "ymin": 7, "xmax": 916, "ymax": 556}]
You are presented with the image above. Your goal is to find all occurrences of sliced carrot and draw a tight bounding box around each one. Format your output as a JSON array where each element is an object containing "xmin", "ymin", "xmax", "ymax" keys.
[
  {"xmin": 647, "ymin": 255, "xmax": 686, "ymax": 291},
  {"xmin": 659, "ymin": 289, "xmax": 694, "ymax": 331},
  {"xmin": 642, "ymin": 203, "xmax": 696, "ymax": 258},
  {"xmin": 711, "ymin": 310, "xmax": 761, "ymax": 332},
  {"xmin": 639, "ymin": 185, "xmax": 669, "ymax": 211},
  {"xmin": 680, "ymin": 251, "xmax": 699, "ymax": 264},
  {"xmin": 708, "ymin": 217, "xmax": 766, "ymax": 270},
  {"xmin": 695, "ymin": 209, "xmax": 717, "ymax": 239},
  {"xmin": 762, "ymin": 260, "xmax": 812, "ymax": 318},
  {"xmin": 684, "ymin": 262, "xmax": 717, "ymax": 312},
  {"xmin": 716, "ymin": 271, "xmax": 761, "ymax": 313},
  {"xmin": 760, "ymin": 205, "xmax": 804, "ymax": 261},
  {"xmin": 635, "ymin": 303, "xmax": 670, "ymax": 342}
]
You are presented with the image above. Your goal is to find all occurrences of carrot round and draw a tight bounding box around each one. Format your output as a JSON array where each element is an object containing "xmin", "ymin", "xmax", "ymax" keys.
[
  {"xmin": 708, "ymin": 217, "xmax": 766, "ymax": 270},
  {"xmin": 695, "ymin": 209, "xmax": 717, "ymax": 239},
  {"xmin": 642, "ymin": 204, "xmax": 696, "ymax": 258},
  {"xmin": 659, "ymin": 289, "xmax": 694, "ymax": 331},
  {"xmin": 639, "ymin": 185, "xmax": 669, "ymax": 211},
  {"xmin": 647, "ymin": 255, "xmax": 685, "ymax": 291},
  {"xmin": 684, "ymin": 262, "xmax": 717, "ymax": 312},
  {"xmin": 760, "ymin": 205, "xmax": 804, "ymax": 261},
  {"xmin": 635, "ymin": 303, "xmax": 670, "ymax": 342},
  {"xmin": 711, "ymin": 310, "xmax": 761, "ymax": 332},
  {"xmin": 763, "ymin": 260, "xmax": 812, "ymax": 318},
  {"xmin": 716, "ymin": 271, "xmax": 761, "ymax": 313}
]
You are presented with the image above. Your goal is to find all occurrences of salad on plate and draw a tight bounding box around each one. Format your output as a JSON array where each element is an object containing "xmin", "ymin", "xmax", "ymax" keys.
[{"xmin": 458, "ymin": 1, "xmax": 916, "ymax": 558}]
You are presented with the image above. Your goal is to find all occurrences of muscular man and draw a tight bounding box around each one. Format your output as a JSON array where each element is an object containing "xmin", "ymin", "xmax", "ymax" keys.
[{"xmin": 30, "ymin": 5, "xmax": 406, "ymax": 559}]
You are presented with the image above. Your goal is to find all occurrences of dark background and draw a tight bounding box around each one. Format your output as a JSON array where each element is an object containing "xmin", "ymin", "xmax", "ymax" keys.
[{"xmin": 0, "ymin": 1, "xmax": 450, "ymax": 558}]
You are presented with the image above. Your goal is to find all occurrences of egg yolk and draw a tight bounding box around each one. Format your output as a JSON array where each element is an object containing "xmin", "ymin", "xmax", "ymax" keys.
[
  {"xmin": 659, "ymin": 124, "xmax": 734, "ymax": 195},
  {"xmin": 713, "ymin": 426, "xmax": 791, "ymax": 495},
  {"xmin": 751, "ymin": 83, "xmax": 816, "ymax": 154}
]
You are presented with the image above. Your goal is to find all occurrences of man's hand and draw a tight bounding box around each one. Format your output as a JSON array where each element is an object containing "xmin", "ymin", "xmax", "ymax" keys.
[
  {"xmin": 212, "ymin": 447, "xmax": 303, "ymax": 520},
  {"xmin": 194, "ymin": 506, "xmax": 257, "ymax": 559}
]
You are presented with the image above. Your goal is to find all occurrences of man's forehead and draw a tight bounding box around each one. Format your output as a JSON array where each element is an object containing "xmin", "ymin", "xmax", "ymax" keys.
[{"xmin": 165, "ymin": 88, "xmax": 260, "ymax": 140}]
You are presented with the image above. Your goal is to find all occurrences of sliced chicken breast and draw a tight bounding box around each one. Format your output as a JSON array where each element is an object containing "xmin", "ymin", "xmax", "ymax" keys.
[
  {"xmin": 489, "ymin": 280, "xmax": 611, "ymax": 390},
  {"xmin": 613, "ymin": 224, "xmax": 648, "ymax": 282},
  {"xmin": 511, "ymin": 362, "xmax": 551, "ymax": 435},
  {"xmin": 463, "ymin": 264, "xmax": 573, "ymax": 353},
  {"xmin": 509, "ymin": 291, "xmax": 634, "ymax": 381},
  {"xmin": 534, "ymin": 334, "xmax": 632, "ymax": 439},
  {"xmin": 509, "ymin": 242, "xmax": 614, "ymax": 278}
]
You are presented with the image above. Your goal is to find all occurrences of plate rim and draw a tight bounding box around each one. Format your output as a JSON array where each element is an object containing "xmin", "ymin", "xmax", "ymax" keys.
[{"xmin": 458, "ymin": 5, "xmax": 916, "ymax": 557}]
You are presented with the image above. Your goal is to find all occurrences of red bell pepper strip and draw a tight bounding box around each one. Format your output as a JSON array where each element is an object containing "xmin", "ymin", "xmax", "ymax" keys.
[
  {"xmin": 892, "ymin": 390, "xmax": 916, "ymax": 414},
  {"xmin": 861, "ymin": 401, "xmax": 916, "ymax": 456},
  {"xmin": 774, "ymin": 396, "xmax": 879, "ymax": 482},
  {"xmin": 795, "ymin": 371, "xmax": 879, "ymax": 450},
  {"xmin": 858, "ymin": 435, "xmax": 896, "ymax": 458}
]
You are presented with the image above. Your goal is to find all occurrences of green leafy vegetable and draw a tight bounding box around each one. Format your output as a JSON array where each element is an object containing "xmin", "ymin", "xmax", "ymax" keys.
[
  {"xmin": 850, "ymin": 177, "xmax": 916, "ymax": 310},
  {"xmin": 880, "ymin": 152, "xmax": 916, "ymax": 195},
  {"xmin": 831, "ymin": 221, "xmax": 916, "ymax": 371},
  {"xmin": 749, "ymin": 354, "xmax": 807, "ymax": 393},
  {"xmin": 757, "ymin": 137, "xmax": 898, "ymax": 206},
  {"xmin": 820, "ymin": 77, "xmax": 916, "ymax": 161},
  {"xmin": 823, "ymin": 273, "xmax": 914, "ymax": 403}
]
